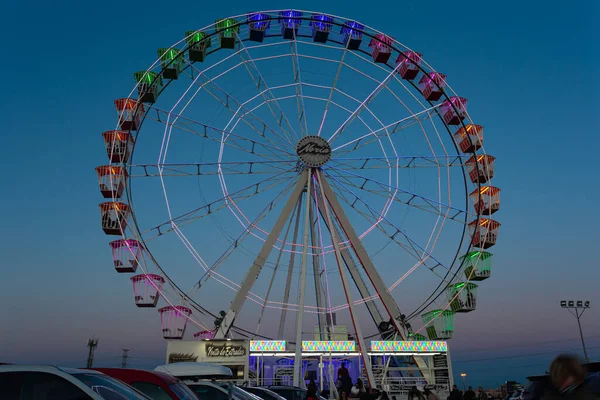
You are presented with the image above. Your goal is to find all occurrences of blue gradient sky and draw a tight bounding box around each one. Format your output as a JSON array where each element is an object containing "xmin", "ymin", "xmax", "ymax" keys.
[{"xmin": 1, "ymin": 0, "xmax": 598, "ymax": 389}]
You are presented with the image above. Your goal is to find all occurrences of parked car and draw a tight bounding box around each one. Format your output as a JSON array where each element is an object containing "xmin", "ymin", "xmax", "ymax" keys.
[
  {"xmin": 92, "ymin": 368, "xmax": 198, "ymax": 400},
  {"xmin": 0, "ymin": 364, "xmax": 150, "ymax": 400},
  {"xmin": 213, "ymin": 382, "xmax": 267, "ymax": 400},
  {"xmin": 585, "ymin": 372, "xmax": 600, "ymax": 393},
  {"xmin": 184, "ymin": 380, "xmax": 252, "ymax": 400},
  {"xmin": 243, "ymin": 386, "xmax": 287, "ymax": 400},
  {"xmin": 264, "ymin": 385, "xmax": 327, "ymax": 400},
  {"xmin": 509, "ymin": 389, "xmax": 523, "ymax": 400},
  {"xmin": 154, "ymin": 362, "xmax": 233, "ymax": 381},
  {"xmin": 191, "ymin": 381, "xmax": 265, "ymax": 400}
]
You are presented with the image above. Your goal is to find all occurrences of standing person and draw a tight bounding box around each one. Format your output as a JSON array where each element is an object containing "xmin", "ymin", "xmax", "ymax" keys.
[
  {"xmin": 307, "ymin": 385, "xmax": 319, "ymax": 400},
  {"xmin": 409, "ymin": 386, "xmax": 423, "ymax": 400},
  {"xmin": 378, "ymin": 391, "xmax": 390, "ymax": 400},
  {"xmin": 449, "ymin": 385, "xmax": 463, "ymax": 400},
  {"xmin": 477, "ymin": 387, "xmax": 488, "ymax": 400},
  {"xmin": 351, "ymin": 378, "xmax": 366, "ymax": 398},
  {"xmin": 542, "ymin": 354, "xmax": 595, "ymax": 400},
  {"xmin": 424, "ymin": 388, "xmax": 440, "ymax": 400},
  {"xmin": 337, "ymin": 362, "xmax": 352, "ymax": 400},
  {"xmin": 464, "ymin": 386, "xmax": 476, "ymax": 400}
]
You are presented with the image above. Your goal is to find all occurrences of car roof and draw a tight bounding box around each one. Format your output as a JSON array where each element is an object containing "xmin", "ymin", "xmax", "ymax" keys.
[
  {"xmin": 246, "ymin": 387, "xmax": 287, "ymax": 398},
  {"xmin": 91, "ymin": 368, "xmax": 180, "ymax": 384},
  {"xmin": 267, "ymin": 385, "xmax": 305, "ymax": 390},
  {"xmin": 155, "ymin": 362, "xmax": 233, "ymax": 378},
  {"xmin": 0, "ymin": 365, "xmax": 102, "ymax": 375},
  {"xmin": 186, "ymin": 380, "xmax": 225, "ymax": 387}
]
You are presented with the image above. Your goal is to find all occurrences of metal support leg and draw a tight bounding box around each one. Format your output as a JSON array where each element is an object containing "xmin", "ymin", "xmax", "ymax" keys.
[
  {"xmin": 315, "ymin": 170, "xmax": 375, "ymax": 388},
  {"xmin": 215, "ymin": 170, "xmax": 309, "ymax": 339},
  {"xmin": 319, "ymin": 173, "xmax": 431, "ymax": 380},
  {"xmin": 314, "ymin": 192, "xmax": 385, "ymax": 329},
  {"xmin": 278, "ymin": 192, "xmax": 304, "ymax": 339},
  {"xmin": 309, "ymin": 199, "xmax": 327, "ymax": 340},
  {"xmin": 294, "ymin": 169, "xmax": 312, "ymax": 387},
  {"xmin": 318, "ymin": 173, "xmax": 406, "ymax": 336}
]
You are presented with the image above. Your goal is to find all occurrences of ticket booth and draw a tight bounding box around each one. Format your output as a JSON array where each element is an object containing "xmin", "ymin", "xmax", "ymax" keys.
[{"xmin": 165, "ymin": 339, "xmax": 250, "ymax": 384}]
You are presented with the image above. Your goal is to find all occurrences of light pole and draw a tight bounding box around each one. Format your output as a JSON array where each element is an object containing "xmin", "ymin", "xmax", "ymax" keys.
[
  {"xmin": 460, "ymin": 373, "xmax": 467, "ymax": 390},
  {"xmin": 560, "ymin": 300, "xmax": 591, "ymax": 362}
]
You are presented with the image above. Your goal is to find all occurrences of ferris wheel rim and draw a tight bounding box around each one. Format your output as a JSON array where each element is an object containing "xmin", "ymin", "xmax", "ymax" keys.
[{"xmin": 104, "ymin": 9, "xmax": 497, "ymax": 339}]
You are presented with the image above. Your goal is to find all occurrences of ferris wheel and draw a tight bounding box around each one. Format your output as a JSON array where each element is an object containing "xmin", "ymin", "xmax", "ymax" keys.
[{"xmin": 96, "ymin": 9, "xmax": 501, "ymax": 384}]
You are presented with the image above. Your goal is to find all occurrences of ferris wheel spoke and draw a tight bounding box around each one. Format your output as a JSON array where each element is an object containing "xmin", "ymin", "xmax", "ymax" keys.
[
  {"xmin": 128, "ymin": 160, "xmax": 297, "ymax": 177},
  {"xmin": 329, "ymin": 154, "xmax": 467, "ymax": 171},
  {"xmin": 327, "ymin": 166, "xmax": 471, "ymax": 224},
  {"xmin": 234, "ymin": 32, "xmax": 299, "ymax": 144},
  {"xmin": 327, "ymin": 61, "xmax": 402, "ymax": 145},
  {"xmin": 324, "ymin": 170, "xmax": 452, "ymax": 283},
  {"xmin": 145, "ymin": 104, "xmax": 293, "ymax": 161},
  {"xmin": 181, "ymin": 61, "xmax": 294, "ymax": 153},
  {"xmin": 172, "ymin": 173, "xmax": 303, "ymax": 310},
  {"xmin": 141, "ymin": 169, "xmax": 298, "ymax": 241},
  {"xmin": 316, "ymin": 39, "xmax": 350, "ymax": 137},
  {"xmin": 290, "ymin": 30, "xmax": 310, "ymax": 137},
  {"xmin": 302, "ymin": 39, "xmax": 430, "ymax": 111},
  {"xmin": 331, "ymin": 105, "xmax": 441, "ymax": 156},
  {"xmin": 215, "ymin": 169, "xmax": 310, "ymax": 339}
]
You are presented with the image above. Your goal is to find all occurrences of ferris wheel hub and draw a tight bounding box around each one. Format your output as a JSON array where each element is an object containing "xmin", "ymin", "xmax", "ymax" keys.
[{"xmin": 296, "ymin": 135, "xmax": 332, "ymax": 168}]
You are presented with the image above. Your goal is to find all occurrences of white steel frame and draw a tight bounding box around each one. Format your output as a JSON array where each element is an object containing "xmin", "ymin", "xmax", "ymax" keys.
[{"xmin": 107, "ymin": 9, "xmax": 498, "ymax": 388}]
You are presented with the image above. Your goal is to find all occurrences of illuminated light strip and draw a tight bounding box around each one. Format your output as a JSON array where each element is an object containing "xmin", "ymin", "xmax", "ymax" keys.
[
  {"xmin": 249, "ymin": 352, "xmax": 442, "ymax": 357},
  {"xmin": 250, "ymin": 340, "xmax": 287, "ymax": 352},
  {"xmin": 370, "ymin": 341, "xmax": 447, "ymax": 352},
  {"xmin": 302, "ymin": 341, "xmax": 356, "ymax": 352}
]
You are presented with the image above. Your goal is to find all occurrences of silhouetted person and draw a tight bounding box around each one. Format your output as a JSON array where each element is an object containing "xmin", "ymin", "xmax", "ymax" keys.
[
  {"xmin": 449, "ymin": 385, "xmax": 463, "ymax": 400},
  {"xmin": 351, "ymin": 378, "xmax": 366, "ymax": 397},
  {"xmin": 409, "ymin": 386, "xmax": 423, "ymax": 400},
  {"xmin": 378, "ymin": 391, "xmax": 390, "ymax": 400},
  {"xmin": 307, "ymin": 385, "xmax": 319, "ymax": 400},
  {"xmin": 424, "ymin": 388, "xmax": 440, "ymax": 400},
  {"xmin": 464, "ymin": 386, "xmax": 476, "ymax": 400},
  {"xmin": 337, "ymin": 362, "xmax": 352, "ymax": 400},
  {"xmin": 477, "ymin": 387, "xmax": 488, "ymax": 400},
  {"xmin": 542, "ymin": 354, "xmax": 595, "ymax": 400}
]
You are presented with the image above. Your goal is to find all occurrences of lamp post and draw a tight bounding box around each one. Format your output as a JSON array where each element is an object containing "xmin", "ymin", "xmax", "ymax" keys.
[
  {"xmin": 560, "ymin": 300, "xmax": 591, "ymax": 362},
  {"xmin": 460, "ymin": 373, "xmax": 467, "ymax": 390}
]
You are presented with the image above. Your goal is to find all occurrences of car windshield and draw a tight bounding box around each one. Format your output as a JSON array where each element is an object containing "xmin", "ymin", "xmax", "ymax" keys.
[
  {"xmin": 586, "ymin": 373, "xmax": 600, "ymax": 395},
  {"xmin": 73, "ymin": 373, "xmax": 150, "ymax": 400},
  {"xmin": 215, "ymin": 383, "xmax": 264, "ymax": 400},
  {"xmin": 169, "ymin": 382, "xmax": 200, "ymax": 400},
  {"xmin": 244, "ymin": 387, "xmax": 285, "ymax": 400}
]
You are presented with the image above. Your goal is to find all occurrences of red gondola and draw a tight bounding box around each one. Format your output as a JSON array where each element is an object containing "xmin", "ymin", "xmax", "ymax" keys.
[
  {"xmin": 114, "ymin": 98, "xmax": 144, "ymax": 131},
  {"xmin": 470, "ymin": 186, "xmax": 501, "ymax": 215},
  {"xmin": 99, "ymin": 202, "xmax": 130, "ymax": 236},
  {"xmin": 95, "ymin": 166, "xmax": 126, "ymax": 199},
  {"xmin": 395, "ymin": 51, "xmax": 422, "ymax": 80},
  {"xmin": 369, "ymin": 34, "xmax": 394, "ymax": 64},
  {"xmin": 454, "ymin": 124, "xmax": 483, "ymax": 153},
  {"xmin": 468, "ymin": 218, "xmax": 501, "ymax": 249},
  {"xmin": 465, "ymin": 154, "xmax": 496, "ymax": 184},
  {"xmin": 419, "ymin": 72, "xmax": 446, "ymax": 101}
]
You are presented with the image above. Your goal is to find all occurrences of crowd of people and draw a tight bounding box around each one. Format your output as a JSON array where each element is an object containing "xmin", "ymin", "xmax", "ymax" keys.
[
  {"xmin": 306, "ymin": 354, "xmax": 598, "ymax": 400},
  {"xmin": 445, "ymin": 385, "xmax": 488, "ymax": 400}
]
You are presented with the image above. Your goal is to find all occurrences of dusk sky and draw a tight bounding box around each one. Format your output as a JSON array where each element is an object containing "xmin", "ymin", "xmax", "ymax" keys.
[{"xmin": 1, "ymin": 0, "xmax": 598, "ymax": 389}]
